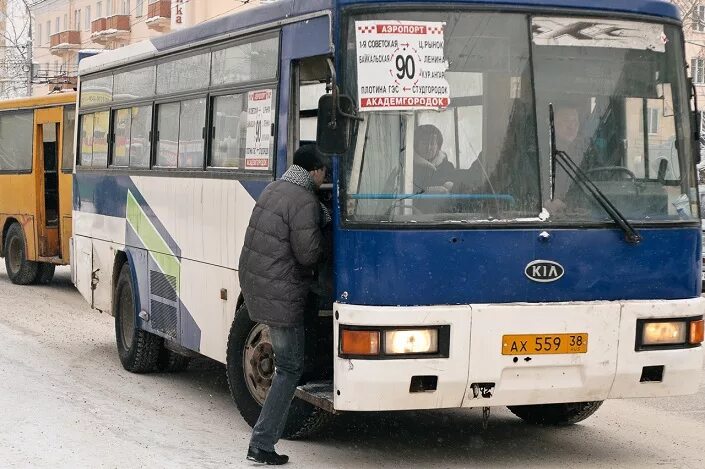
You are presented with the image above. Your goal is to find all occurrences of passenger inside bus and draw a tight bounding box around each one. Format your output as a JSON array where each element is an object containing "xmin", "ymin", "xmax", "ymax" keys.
[
  {"xmin": 409, "ymin": 122, "xmax": 492, "ymax": 214},
  {"xmin": 413, "ymin": 124, "xmax": 455, "ymax": 194}
]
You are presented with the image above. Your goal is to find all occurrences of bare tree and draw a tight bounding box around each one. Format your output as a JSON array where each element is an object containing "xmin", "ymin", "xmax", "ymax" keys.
[{"xmin": 0, "ymin": 0, "xmax": 33, "ymax": 99}]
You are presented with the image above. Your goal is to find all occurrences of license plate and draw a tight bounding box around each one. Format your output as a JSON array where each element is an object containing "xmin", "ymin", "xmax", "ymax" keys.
[{"xmin": 502, "ymin": 333, "xmax": 588, "ymax": 355}]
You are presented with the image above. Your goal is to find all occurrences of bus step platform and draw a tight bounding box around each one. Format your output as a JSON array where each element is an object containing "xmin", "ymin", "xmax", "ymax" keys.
[{"xmin": 295, "ymin": 380, "xmax": 336, "ymax": 414}]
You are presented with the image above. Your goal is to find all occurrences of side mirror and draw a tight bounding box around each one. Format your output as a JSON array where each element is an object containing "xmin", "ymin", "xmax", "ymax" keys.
[{"xmin": 316, "ymin": 94, "xmax": 356, "ymax": 155}]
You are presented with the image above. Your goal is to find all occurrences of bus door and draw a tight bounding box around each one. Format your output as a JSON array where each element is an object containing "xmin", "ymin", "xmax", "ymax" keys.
[{"xmin": 34, "ymin": 107, "xmax": 62, "ymax": 259}]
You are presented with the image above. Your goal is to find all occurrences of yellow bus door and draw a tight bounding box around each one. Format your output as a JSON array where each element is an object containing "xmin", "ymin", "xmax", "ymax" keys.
[{"xmin": 34, "ymin": 108, "xmax": 62, "ymax": 260}]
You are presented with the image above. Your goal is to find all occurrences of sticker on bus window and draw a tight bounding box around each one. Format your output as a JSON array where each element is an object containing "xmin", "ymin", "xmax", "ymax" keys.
[
  {"xmin": 355, "ymin": 20, "xmax": 450, "ymax": 112},
  {"xmin": 245, "ymin": 89, "xmax": 273, "ymax": 170},
  {"xmin": 532, "ymin": 17, "xmax": 666, "ymax": 52}
]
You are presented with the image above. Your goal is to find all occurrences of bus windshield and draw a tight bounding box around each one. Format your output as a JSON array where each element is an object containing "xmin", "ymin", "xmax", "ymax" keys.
[{"xmin": 342, "ymin": 11, "xmax": 698, "ymax": 225}]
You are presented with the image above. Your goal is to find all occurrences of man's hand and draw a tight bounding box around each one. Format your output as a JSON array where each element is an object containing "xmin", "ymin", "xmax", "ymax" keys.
[{"xmin": 425, "ymin": 182, "xmax": 454, "ymax": 194}]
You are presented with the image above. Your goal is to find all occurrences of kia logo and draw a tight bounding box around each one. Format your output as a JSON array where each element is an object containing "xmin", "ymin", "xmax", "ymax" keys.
[{"xmin": 525, "ymin": 260, "xmax": 564, "ymax": 283}]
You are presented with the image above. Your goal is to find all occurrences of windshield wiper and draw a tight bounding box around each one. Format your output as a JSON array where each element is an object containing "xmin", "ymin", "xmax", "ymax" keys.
[{"xmin": 549, "ymin": 104, "xmax": 642, "ymax": 244}]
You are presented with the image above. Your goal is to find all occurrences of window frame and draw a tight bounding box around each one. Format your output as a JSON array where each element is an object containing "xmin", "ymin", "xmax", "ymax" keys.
[
  {"xmin": 207, "ymin": 85, "xmax": 278, "ymax": 173},
  {"xmin": 692, "ymin": 58, "xmax": 705, "ymax": 85},
  {"xmin": 61, "ymin": 105, "xmax": 76, "ymax": 173},
  {"xmin": 90, "ymin": 109, "xmax": 111, "ymax": 169},
  {"xmin": 210, "ymin": 33, "xmax": 280, "ymax": 90},
  {"xmin": 78, "ymin": 112, "xmax": 96, "ymax": 168},
  {"xmin": 695, "ymin": 5, "xmax": 705, "ymax": 32},
  {"xmin": 153, "ymin": 92, "xmax": 210, "ymax": 171},
  {"xmin": 0, "ymin": 109, "xmax": 35, "ymax": 174},
  {"xmin": 110, "ymin": 106, "xmax": 132, "ymax": 168}
]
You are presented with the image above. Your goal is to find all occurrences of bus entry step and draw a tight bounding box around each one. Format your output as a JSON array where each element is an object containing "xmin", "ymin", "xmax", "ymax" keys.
[{"xmin": 295, "ymin": 380, "xmax": 336, "ymax": 414}]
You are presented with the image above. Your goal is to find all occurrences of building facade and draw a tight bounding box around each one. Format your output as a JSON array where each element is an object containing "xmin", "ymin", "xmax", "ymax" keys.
[
  {"xmin": 29, "ymin": 0, "xmax": 262, "ymax": 95},
  {"xmin": 676, "ymin": 2, "xmax": 705, "ymax": 162}
]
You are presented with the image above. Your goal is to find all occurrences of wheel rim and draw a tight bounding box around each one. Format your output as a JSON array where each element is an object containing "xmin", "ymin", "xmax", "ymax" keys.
[
  {"xmin": 119, "ymin": 286, "xmax": 135, "ymax": 350},
  {"xmin": 243, "ymin": 323, "xmax": 274, "ymax": 406},
  {"xmin": 7, "ymin": 236, "xmax": 22, "ymax": 274}
]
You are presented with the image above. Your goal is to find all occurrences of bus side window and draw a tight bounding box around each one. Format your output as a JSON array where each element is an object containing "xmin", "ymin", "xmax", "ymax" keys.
[
  {"xmin": 0, "ymin": 111, "xmax": 33, "ymax": 172},
  {"xmin": 299, "ymin": 82, "xmax": 327, "ymax": 143},
  {"xmin": 292, "ymin": 56, "xmax": 330, "ymax": 158},
  {"xmin": 61, "ymin": 106, "xmax": 75, "ymax": 172}
]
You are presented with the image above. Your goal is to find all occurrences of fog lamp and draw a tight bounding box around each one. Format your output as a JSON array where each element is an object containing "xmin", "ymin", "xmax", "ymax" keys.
[
  {"xmin": 340, "ymin": 329, "xmax": 379, "ymax": 356},
  {"xmin": 642, "ymin": 321, "xmax": 687, "ymax": 346},
  {"xmin": 385, "ymin": 329, "xmax": 438, "ymax": 355}
]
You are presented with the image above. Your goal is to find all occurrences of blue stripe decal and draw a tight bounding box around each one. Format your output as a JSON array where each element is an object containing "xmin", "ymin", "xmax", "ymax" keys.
[{"xmin": 75, "ymin": 172, "xmax": 181, "ymax": 257}]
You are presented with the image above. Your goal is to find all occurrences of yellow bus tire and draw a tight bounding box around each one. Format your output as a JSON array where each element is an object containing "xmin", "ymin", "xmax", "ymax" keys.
[
  {"xmin": 34, "ymin": 263, "xmax": 56, "ymax": 285},
  {"xmin": 4, "ymin": 223, "xmax": 39, "ymax": 285}
]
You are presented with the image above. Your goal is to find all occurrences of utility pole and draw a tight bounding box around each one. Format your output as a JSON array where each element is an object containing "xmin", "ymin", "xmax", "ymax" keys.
[
  {"xmin": 26, "ymin": 3, "xmax": 31, "ymax": 96},
  {"xmin": 23, "ymin": 0, "xmax": 32, "ymax": 96}
]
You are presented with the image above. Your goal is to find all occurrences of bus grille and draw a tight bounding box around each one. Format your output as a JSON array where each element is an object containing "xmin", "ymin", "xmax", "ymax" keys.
[
  {"xmin": 150, "ymin": 299, "xmax": 178, "ymax": 339},
  {"xmin": 150, "ymin": 270, "xmax": 177, "ymax": 302}
]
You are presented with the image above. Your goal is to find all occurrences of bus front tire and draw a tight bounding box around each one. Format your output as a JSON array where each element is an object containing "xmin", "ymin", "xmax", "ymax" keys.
[
  {"xmin": 34, "ymin": 263, "xmax": 56, "ymax": 285},
  {"xmin": 225, "ymin": 303, "xmax": 332, "ymax": 440},
  {"xmin": 508, "ymin": 401, "xmax": 604, "ymax": 426},
  {"xmin": 114, "ymin": 263, "xmax": 161, "ymax": 373},
  {"xmin": 4, "ymin": 223, "xmax": 39, "ymax": 285}
]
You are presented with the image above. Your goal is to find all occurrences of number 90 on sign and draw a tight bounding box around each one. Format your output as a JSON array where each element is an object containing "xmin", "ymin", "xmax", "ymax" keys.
[{"xmin": 501, "ymin": 333, "xmax": 589, "ymax": 355}]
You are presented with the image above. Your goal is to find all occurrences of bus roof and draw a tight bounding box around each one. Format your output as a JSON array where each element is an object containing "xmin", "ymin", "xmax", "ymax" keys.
[
  {"xmin": 79, "ymin": 0, "xmax": 679, "ymax": 76},
  {"xmin": 0, "ymin": 92, "xmax": 76, "ymax": 111}
]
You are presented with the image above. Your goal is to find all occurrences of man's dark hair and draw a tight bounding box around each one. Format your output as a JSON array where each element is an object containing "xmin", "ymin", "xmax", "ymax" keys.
[{"xmin": 294, "ymin": 144, "xmax": 326, "ymax": 171}]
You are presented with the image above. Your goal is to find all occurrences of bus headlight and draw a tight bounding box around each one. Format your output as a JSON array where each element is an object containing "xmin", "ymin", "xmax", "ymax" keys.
[
  {"xmin": 385, "ymin": 329, "xmax": 439, "ymax": 355},
  {"xmin": 642, "ymin": 321, "xmax": 687, "ymax": 346}
]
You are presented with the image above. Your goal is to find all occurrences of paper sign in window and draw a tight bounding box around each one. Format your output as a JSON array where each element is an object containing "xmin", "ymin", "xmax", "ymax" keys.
[{"xmin": 355, "ymin": 20, "xmax": 450, "ymax": 112}]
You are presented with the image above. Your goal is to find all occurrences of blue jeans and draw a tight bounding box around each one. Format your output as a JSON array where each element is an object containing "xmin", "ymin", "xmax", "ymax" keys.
[{"xmin": 250, "ymin": 325, "xmax": 305, "ymax": 452}]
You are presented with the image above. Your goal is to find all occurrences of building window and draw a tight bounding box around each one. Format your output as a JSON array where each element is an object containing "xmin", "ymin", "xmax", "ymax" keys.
[
  {"xmin": 122, "ymin": 0, "xmax": 131, "ymax": 15},
  {"xmin": 37, "ymin": 23, "xmax": 42, "ymax": 45},
  {"xmin": 692, "ymin": 58, "xmax": 705, "ymax": 84},
  {"xmin": 75, "ymin": 10, "xmax": 81, "ymax": 30},
  {"xmin": 695, "ymin": 5, "xmax": 705, "ymax": 32},
  {"xmin": 97, "ymin": 1, "xmax": 102, "ymax": 18},
  {"xmin": 55, "ymin": 17, "xmax": 60, "ymax": 33},
  {"xmin": 86, "ymin": 5, "xmax": 92, "ymax": 29},
  {"xmin": 63, "ymin": 14, "xmax": 68, "ymax": 31},
  {"xmin": 136, "ymin": 0, "xmax": 143, "ymax": 18},
  {"xmin": 46, "ymin": 21, "xmax": 51, "ymax": 42},
  {"xmin": 107, "ymin": 0, "xmax": 112, "ymax": 17},
  {"xmin": 647, "ymin": 108, "xmax": 660, "ymax": 135}
]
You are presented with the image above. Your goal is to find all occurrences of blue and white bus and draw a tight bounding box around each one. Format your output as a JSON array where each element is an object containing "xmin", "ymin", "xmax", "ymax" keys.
[{"xmin": 73, "ymin": 0, "xmax": 704, "ymax": 436}]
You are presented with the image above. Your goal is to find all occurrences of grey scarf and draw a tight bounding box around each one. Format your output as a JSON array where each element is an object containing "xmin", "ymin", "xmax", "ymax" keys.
[{"xmin": 281, "ymin": 165, "xmax": 332, "ymax": 226}]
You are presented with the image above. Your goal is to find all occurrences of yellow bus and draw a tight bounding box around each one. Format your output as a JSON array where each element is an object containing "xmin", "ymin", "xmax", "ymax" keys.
[{"xmin": 0, "ymin": 92, "xmax": 76, "ymax": 285}]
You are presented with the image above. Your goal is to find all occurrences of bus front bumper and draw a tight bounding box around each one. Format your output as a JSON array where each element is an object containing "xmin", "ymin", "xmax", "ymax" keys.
[{"xmin": 332, "ymin": 299, "xmax": 704, "ymax": 412}]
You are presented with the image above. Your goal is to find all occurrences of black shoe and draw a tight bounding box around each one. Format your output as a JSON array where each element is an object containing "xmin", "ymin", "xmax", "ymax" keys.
[{"xmin": 247, "ymin": 446, "xmax": 289, "ymax": 465}]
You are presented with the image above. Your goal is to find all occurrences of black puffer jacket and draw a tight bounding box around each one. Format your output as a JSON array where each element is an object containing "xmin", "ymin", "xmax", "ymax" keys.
[{"xmin": 238, "ymin": 176, "xmax": 323, "ymax": 327}]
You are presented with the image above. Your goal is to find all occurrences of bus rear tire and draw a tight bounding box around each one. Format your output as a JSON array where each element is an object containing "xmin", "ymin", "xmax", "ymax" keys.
[
  {"xmin": 34, "ymin": 263, "xmax": 56, "ymax": 285},
  {"xmin": 225, "ymin": 303, "xmax": 332, "ymax": 440},
  {"xmin": 508, "ymin": 401, "xmax": 604, "ymax": 426},
  {"xmin": 157, "ymin": 346, "xmax": 190, "ymax": 372},
  {"xmin": 114, "ymin": 263, "xmax": 161, "ymax": 373},
  {"xmin": 4, "ymin": 223, "xmax": 39, "ymax": 285}
]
